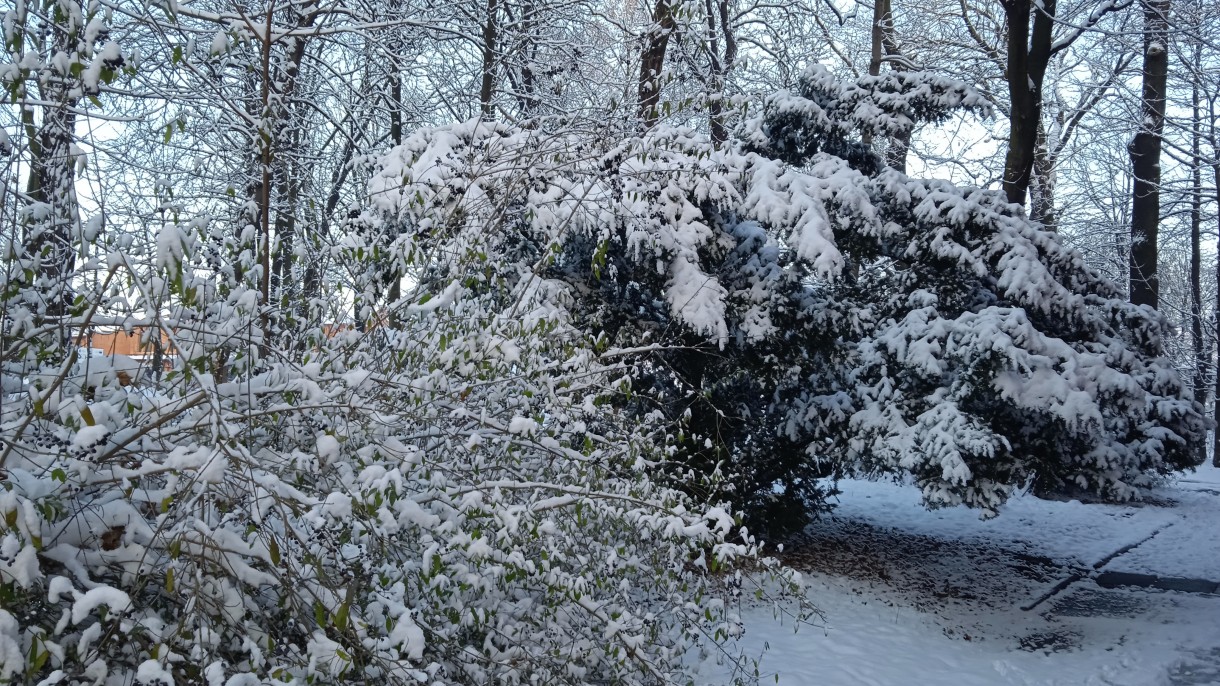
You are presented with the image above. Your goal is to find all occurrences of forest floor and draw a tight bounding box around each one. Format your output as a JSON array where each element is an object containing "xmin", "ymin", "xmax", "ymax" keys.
[{"xmin": 698, "ymin": 463, "xmax": 1220, "ymax": 685}]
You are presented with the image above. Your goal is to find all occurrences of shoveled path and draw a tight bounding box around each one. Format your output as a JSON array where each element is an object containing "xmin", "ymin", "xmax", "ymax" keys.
[{"xmin": 777, "ymin": 470, "xmax": 1220, "ymax": 684}]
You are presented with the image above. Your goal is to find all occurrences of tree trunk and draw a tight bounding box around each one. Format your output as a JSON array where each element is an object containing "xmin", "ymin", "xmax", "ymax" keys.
[
  {"xmin": 517, "ymin": 0, "xmax": 539, "ymax": 115},
  {"xmin": 270, "ymin": 25, "xmax": 312, "ymax": 319},
  {"xmin": 1213, "ymin": 158, "xmax": 1220, "ymax": 467},
  {"xmin": 878, "ymin": 0, "xmax": 909, "ymax": 172},
  {"xmin": 1000, "ymin": 0, "xmax": 1055, "ymax": 208},
  {"xmin": 1189, "ymin": 55, "xmax": 1205, "ymax": 410},
  {"xmin": 387, "ymin": 69, "xmax": 404, "ymax": 310},
  {"xmin": 1128, "ymin": 0, "xmax": 1169, "ymax": 309},
  {"xmin": 705, "ymin": 0, "xmax": 736, "ymax": 145},
  {"xmin": 1030, "ymin": 121, "xmax": 1057, "ymax": 230},
  {"xmin": 23, "ymin": 4, "xmax": 84, "ymax": 337},
  {"xmin": 246, "ymin": 1, "xmax": 320, "ymax": 349},
  {"xmin": 1190, "ymin": 167, "xmax": 1204, "ymax": 399},
  {"xmin": 480, "ymin": 0, "xmax": 499, "ymax": 118},
  {"xmin": 638, "ymin": 0, "xmax": 676, "ymax": 130},
  {"xmin": 862, "ymin": 0, "xmax": 886, "ymax": 148},
  {"xmin": 390, "ymin": 74, "xmax": 403, "ymax": 145},
  {"xmin": 256, "ymin": 4, "xmax": 276, "ymax": 349},
  {"xmin": 271, "ymin": 125, "xmax": 300, "ymax": 317},
  {"xmin": 24, "ymin": 96, "xmax": 78, "ymax": 322}
]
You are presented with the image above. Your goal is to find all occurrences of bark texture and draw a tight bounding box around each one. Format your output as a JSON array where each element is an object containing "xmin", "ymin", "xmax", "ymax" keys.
[
  {"xmin": 638, "ymin": 0, "xmax": 676, "ymax": 129},
  {"xmin": 1128, "ymin": 0, "xmax": 1169, "ymax": 309},
  {"xmin": 1000, "ymin": 0, "xmax": 1056, "ymax": 208}
]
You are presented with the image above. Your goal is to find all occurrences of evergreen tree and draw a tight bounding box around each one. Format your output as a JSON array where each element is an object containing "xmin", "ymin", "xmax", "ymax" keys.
[{"xmin": 366, "ymin": 65, "xmax": 1207, "ymax": 537}]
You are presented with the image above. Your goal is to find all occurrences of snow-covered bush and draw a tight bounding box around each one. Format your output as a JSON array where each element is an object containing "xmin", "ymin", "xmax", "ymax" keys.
[
  {"xmin": 363, "ymin": 64, "xmax": 1207, "ymax": 536},
  {"xmin": 364, "ymin": 120, "xmax": 846, "ymax": 536},
  {"xmin": 749, "ymin": 66, "xmax": 1208, "ymax": 513},
  {"xmin": 0, "ymin": 174, "xmax": 800, "ymax": 684}
]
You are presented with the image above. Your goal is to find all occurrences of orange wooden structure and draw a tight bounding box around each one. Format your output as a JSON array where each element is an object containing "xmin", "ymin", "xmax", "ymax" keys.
[{"xmin": 76, "ymin": 328, "xmax": 172, "ymax": 360}]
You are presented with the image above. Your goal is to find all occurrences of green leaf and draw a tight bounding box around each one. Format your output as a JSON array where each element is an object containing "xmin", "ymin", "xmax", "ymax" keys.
[
  {"xmin": 268, "ymin": 536, "xmax": 280, "ymax": 565},
  {"xmin": 27, "ymin": 639, "xmax": 50, "ymax": 676},
  {"xmin": 333, "ymin": 600, "xmax": 350, "ymax": 631}
]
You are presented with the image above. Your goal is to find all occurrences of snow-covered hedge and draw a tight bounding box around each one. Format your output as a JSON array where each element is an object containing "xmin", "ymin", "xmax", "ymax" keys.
[
  {"xmin": 0, "ymin": 183, "xmax": 799, "ymax": 684},
  {"xmin": 361, "ymin": 64, "xmax": 1207, "ymax": 535}
]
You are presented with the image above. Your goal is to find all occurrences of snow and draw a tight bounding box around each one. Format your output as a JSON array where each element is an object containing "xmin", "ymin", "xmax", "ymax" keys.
[
  {"xmin": 699, "ymin": 468, "xmax": 1220, "ymax": 685},
  {"xmin": 666, "ymin": 256, "xmax": 730, "ymax": 344},
  {"xmin": 405, "ymin": 280, "xmax": 462, "ymax": 314},
  {"xmin": 708, "ymin": 592, "xmax": 1180, "ymax": 686},
  {"xmin": 209, "ymin": 30, "xmax": 227, "ymax": 55},
  {"xmin": 34, "ymin": 670, "xmax": 67, "ymax": 686},
  {"xmin": 307, "ymin": 631, "xmax": 349, "ymax": 677},
  {"xmin": 5, "ymin": 43, "xmax": 1210, "ymax": 685},
  {"xmin": 1100, "ymin": 464, "xmax": 1220, "ymax": 580},
  {"xmin": 156, "ymin": 222, "xmax": 188, "ymax": 270},
  {"xmin": 507, "ymin": 416, "xmax": 538, "ymax": 435},
  {"xmin": 320, "ymin": 492, "xmax": 353, "ymax": 520},
  {"xmin": 386, "ymin": 612, "xmax": 426, "ymax": 661},
  {"xmin": 316, "ymin": 434, "xmax": 340, "ymax": 466},
  {"xmin": 48, "ymin": 576, "xmax": 75, "ymax": 603},
  {"xmin": 71, "ymin": 586, "xmax": 133, "ymax": 624},
  {"xmin": 82, "ymin": 41, "xmax": 121, "ymax": 93},
  {"xmin": 135, "ymin": 659, "xmax": 175, "ymax": 685},
  {"xmin": 0, "ymin": 539, "xmax": 39, "ymax": 587},
  {"xmin": 72, "ymin": 423, "xmax": 110, "ymax": 450},
  {"xmin": 0, "ymin": 611, "xmax": 21, "ymax": 681},
  {"xmin": 826, "ymin": 476, "xmax": 1178, "ymax": 564}
]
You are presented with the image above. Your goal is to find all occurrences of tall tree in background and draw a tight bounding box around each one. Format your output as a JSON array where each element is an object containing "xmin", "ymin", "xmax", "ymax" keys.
[
  {"xmin": 638, "ymin": 0, "xmax": 676, "ymax": 128},
  {"xmin": 5, "ymin": 0, "xmax": 121, "ymax": 358},
  {"xmin": 702, "ymin": 0, "xmax": 737, "ymax": 144},
  {"xmin": 1128, "ymin": 0, "xmax": 1170, "ymax": 308},
  {"xmin": 1206, "ymin": 32, "xmax": 1220, "ymax": 467},
  {"xmin": 865, "ymin": 0, "xmax": 912, "ymax": 170},
  {"xmin": 1186, "ymin": 38, "xmax": 1207, "ymax": 412},
  {"xmin": 996, "ymin": 0, "xmax": 1127, "ymax": 211},
  {"xmin": 998, "ymin": 0, "xmax": 1057, "ymax": 207},
  {"xmin": 480, "ymin": 0, "xmax": 499, "ymax": 117}
]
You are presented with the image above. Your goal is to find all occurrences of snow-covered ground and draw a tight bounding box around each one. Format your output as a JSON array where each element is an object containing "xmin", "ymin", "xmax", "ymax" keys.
[{"xmin": 702, "ymin": 464, "xmax": 1220, "ymax": 685}]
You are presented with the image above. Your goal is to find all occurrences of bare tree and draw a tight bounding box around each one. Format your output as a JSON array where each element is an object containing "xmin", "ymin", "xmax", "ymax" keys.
[
  {"xmin": 998, "ymin": 0, "xmax": 1058, "ymax": 207},
  {"xmin": 638, "ymin": 0, "xmax": 676, "ymax": 129},
  {"xmin": 6, "ymin": 0, "xmax": 121, "ymax": 354},
  {"xmin": 945, "ymin": 0, "xmax": 1131, "ymax": 218},
  {"xmin": 1128, "ymin": 0, "xmax": 1170, "ymax": 308},
  {"xmin": 703, "ymin": 0, "xmax": 737, "ymax": 144}
]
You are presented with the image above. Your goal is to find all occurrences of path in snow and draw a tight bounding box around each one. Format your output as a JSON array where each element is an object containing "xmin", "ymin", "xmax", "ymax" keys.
[{"xmin": 701, "ymin": 465, "xmax": 1220, "ymax": 685}]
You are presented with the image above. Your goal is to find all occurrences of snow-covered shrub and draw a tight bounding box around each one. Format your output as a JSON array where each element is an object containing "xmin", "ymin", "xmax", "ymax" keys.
[
  {"xmin": 0, "ymin": 181, "xmax": 800, "ymax": 684},
  {"xmin": 749, "ymin": 66, "xmax": 1208, "ymax": 513},
  {"xmin": 364, "ymin": 120, "xmax": 845, "ymax": 537},
  {"xmin": 363, "ymin": 65, "xmax": 1207, "ymax": 536}
]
